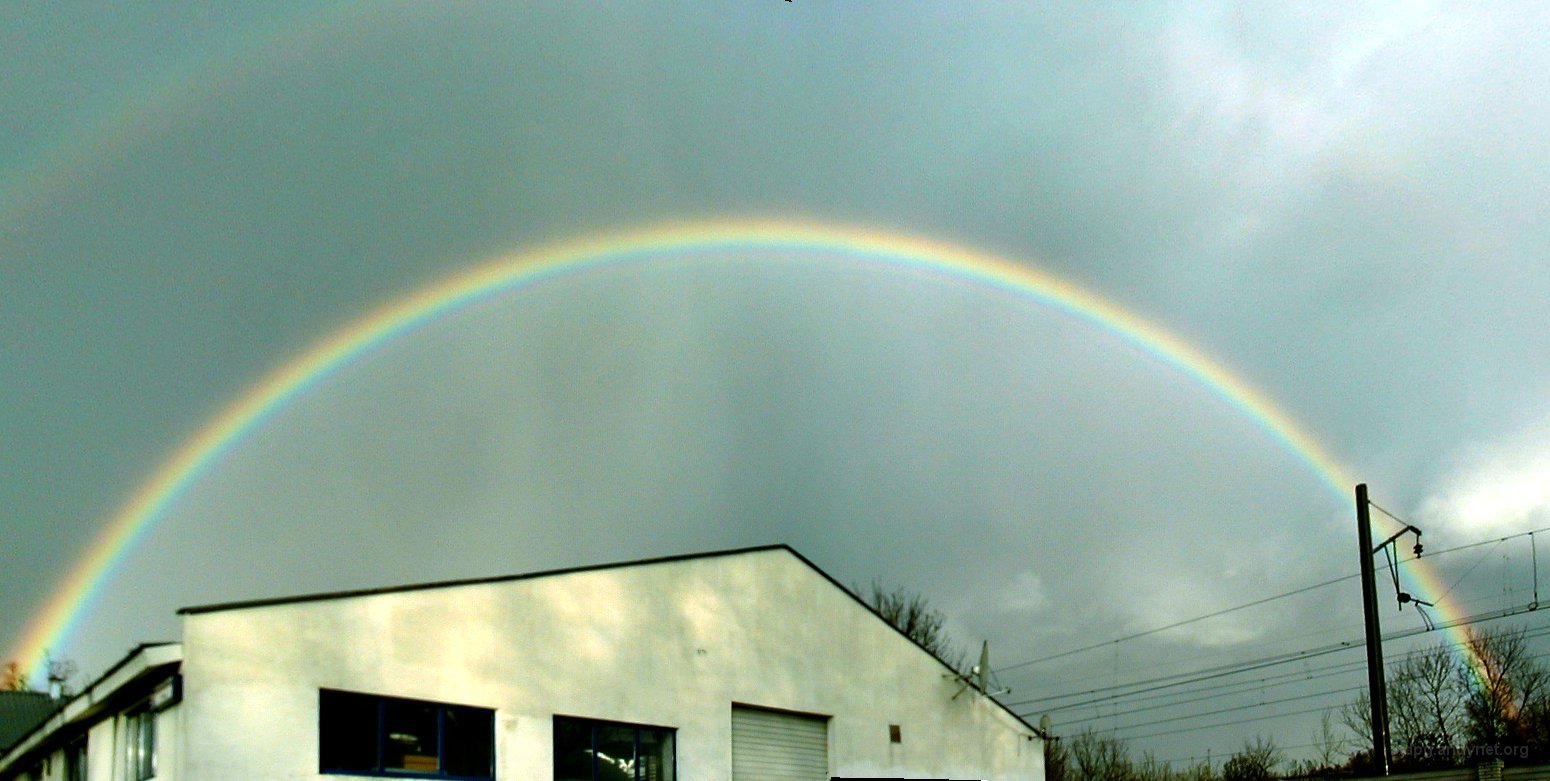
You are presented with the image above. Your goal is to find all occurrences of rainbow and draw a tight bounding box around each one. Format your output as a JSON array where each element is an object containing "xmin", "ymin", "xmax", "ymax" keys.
[
  {"xmin": 0, "ymin": 3, "xmax": 373, "ymax": 227},
  {"xmin": 8, "ymin": 220, "xmax": 1461, "ymax": 683}
]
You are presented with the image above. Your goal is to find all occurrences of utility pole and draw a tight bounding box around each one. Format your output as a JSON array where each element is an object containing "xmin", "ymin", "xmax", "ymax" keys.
[{"xmin": 1356, "ymin": 483, "xmax": 1391, "ymax": 776}]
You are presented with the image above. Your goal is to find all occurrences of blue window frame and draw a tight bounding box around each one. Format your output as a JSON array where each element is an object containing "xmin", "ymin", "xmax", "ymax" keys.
[
  {"xmin": 553, "ymin": 716, "xmax": 675, "ymax": 781},
  {"xmin": 320, "ymin": 689, "xmax": 494, "ymax": 780}
]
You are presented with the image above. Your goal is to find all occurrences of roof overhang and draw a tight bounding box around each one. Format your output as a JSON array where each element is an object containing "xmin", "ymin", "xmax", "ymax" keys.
[{"xmin": 0, "ymin": 643, "xmax": 181, "ymax": 774}]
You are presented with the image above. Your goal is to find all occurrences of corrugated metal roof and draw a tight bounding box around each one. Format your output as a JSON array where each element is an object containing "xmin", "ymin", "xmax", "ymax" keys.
[{"xmin": 0, "ymin": 692, "xmax": 56, "ymax": 753}]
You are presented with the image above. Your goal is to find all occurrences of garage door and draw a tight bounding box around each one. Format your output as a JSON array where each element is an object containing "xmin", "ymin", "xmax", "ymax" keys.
[{"xmin": 731, "ymin": 705, "xmax": 829, "ymax": 781}]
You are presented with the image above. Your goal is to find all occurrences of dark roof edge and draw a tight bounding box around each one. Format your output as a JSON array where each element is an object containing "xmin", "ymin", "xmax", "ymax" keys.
[
  {"xmin": 174, "ymin": 542, "xmax": 1040, "ymax": 738},
  {"xmin": 777, "ymin": 546, "xmax": 1044, "ymax": 738},
  {"xmin": 2, "ymin": 643, "xmax": 178, "ymax": 765},
  {"xmin": 178, "ymin": 543, "xmax": 793, "ymax": 615},
  {"xmin": 81, "ymin": 642, "xmax": 178, "ymax": 692}
]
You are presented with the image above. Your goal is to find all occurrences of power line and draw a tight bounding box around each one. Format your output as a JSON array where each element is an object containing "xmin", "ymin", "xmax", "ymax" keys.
[
  {"xmin": 1033, "ymin": 615, "xmax": 1550, "ymax": 759},
  {"xmin": 996, "ymin": 574, "xmax": 1358, "ymax": 674},
  {"xmin": 1367, "ymin": 500, "xmax": 1410, "ymax": 528},
  {"xmin": 1160, "ymin": 739, "xmax": 1330, "ymax": 767},
  {"xmin": 1050, "ymin": 644, "xmax": 1550, "ymax": 734},
  {"xmin": 1053, "ymin": 679, "xmax": 1366, "ymax": 729},
  {"xmin": 1084, "ymin": 624, "xmax": 1550, "ymax": 720},
  {"xmin": 1146, "ymin": 648, "xmax": 1550, "ymax": 767},
  {"xmin": 1121, "ymin": 701, "xmax": 1346, "ymax": 742},
  {"xmin": 1048, "ymin": 666, "xmax": 1367, "ymax": 727},
  {"xmin": 1004, "ymin": 529, "xmax": 1537, "ymax": 694},
  {"xmin": 996, "ymin": 525, "xmax": 1550, "ymax": 679},
  {"xmin": 1010, "ymin": 640, "xmax": 1362, "ymax": 712},
  {"xmin": 1051, "ymin": 657, "xmax": 1368, "ymax": 716},
  {"xmin": 1013, "ymin": 598, "xmax": 1548, "ymax": 715},
  {"xmin": 1437, "ymin": 540, "xmax": 1506, "ymax": 604},
  {"xmin": 1094, "ymin": 685, "xmax": 1366, "ymax": 737}
]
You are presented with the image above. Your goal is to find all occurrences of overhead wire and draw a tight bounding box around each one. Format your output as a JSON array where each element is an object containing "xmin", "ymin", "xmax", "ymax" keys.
[
  {"xmin": 1043, "ymin": 630, "xmax": 1550, "ymax": 731},
  {"xmin": 1004, "ymin": 524, "xmax": 1550, "ymax": 762},
  {"xmin": 1366, "ymin": 500, "xmax": 1410, "ymax": 528},
  {"xmin": 1055, "ymin": 645, "xmax": 1550, "ymax": 735},
  {"xmin": 994, "ymin": 573, "xmax": 1358, "ymax": 675},
  {"xmin": 1013, "ymin": 592, "xmax": 1544, "ymax": 716},
  {"xmin": 1097, "ymin": 685, "xmax": 1367, "ymax": 736},
  {"xmin": 1437, "ymin": 540, "xmax": 1505, "ymax": 604},
  {"xmin": 1140, "ymin": 650, "xmax": 1550, "ymax": 765},
  {"xmin": 1121, "ymin": 701, "xmax": 1341, "ymax": 742},
  {"xmin": 996, "ymin": 525, "xmax": 1550, "ymax": 681},
  {"xmin": 1016, "ymin": 597, "xmax": 1550, "ymax": 721}
]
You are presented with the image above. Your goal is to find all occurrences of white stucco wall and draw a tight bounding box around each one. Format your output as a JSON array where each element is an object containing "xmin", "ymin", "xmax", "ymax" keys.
[
  {"xmin": 84, "ymin": 718, "xmax": 113, "ymax": 781},
  {"xmin": 179, "ymin": 548, "xmax": 1043, "ymax": 781}
]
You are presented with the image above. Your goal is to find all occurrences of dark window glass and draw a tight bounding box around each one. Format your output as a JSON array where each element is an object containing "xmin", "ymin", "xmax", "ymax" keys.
[
  {"xmin": 66, "ymin": 737, "xmax": 87, "ymax": 781},
  {"xmin": 639, "ymin": 729, "xmax": 674, "ymax": 781},
  {"xmin": 595, "ymin": 725, "xmax": 636, "ymax": 781},
  {"xmin": 554, "ymin": 717, "xmax": 675, "ymax": 781},
  {"xmin": 384, "ymin": 699, "xmax": 440, "ymax": 773},
  {"xmin": 127, "ymin": 708, "xmax": 155, "ymax": 781},
  {"xmin": 320, "ymin": 689, "xmax": 492, "ymax": 779},
  {"xmin": 443, "ymin": 706, "xmax": 494, "ymax": 777},
  {"xmin": 320, "ymin": 690, "xmax": 379, "ymax": 771},
  {"xmin": 554, "ymin": 718, "xmax": 593, "ymax": 781}
]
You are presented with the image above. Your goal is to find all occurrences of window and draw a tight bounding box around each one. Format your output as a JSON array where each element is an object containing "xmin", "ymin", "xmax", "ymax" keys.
[
  {"xmin": 67, "ymin": 736, "xmax": 88, "ymax": 781},
  {"xmin": 319, "ymin": 689, "xmax": 494, "ymax": 779},
  {"xmin": 553, "ymin": 716, "xmax": 674, "ymax": 781},
  {"xmin": 126, "ymin": 707, "xmax": 156, "ymax": 781}
]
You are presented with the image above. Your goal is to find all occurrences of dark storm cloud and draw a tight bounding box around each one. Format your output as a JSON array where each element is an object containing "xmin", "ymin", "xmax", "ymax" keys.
[{"xmin": 5, "ymin": 0, "xmax": 1550, "ymax": 766}]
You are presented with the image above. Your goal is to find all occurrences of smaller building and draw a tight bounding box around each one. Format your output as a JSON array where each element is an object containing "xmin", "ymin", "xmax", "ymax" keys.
[
  {"xmin": 0, "ymin": 545, "xmax": 1044, "ymax": 781},
  {"xmin": 0, "ymin": 643, "xmax": 177, "ymax": 781},
  {"xmin": 0, "ymin": 692, "xmax": 59, "ymax": 759}
]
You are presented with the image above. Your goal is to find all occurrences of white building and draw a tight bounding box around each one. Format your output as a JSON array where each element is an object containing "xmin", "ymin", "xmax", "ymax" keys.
[{"xmin": 1, "ymin": 545, "xmax": 1044, "ymax": 781}]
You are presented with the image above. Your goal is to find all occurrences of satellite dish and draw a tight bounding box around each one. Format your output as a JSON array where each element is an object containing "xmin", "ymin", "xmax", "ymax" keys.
[{"xmin": 947, "ymin": 641, "xmax": 1010, "ymax": 700}]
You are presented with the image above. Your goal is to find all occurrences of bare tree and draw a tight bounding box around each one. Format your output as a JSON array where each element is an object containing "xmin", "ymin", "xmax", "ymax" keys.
[
  {"xmin": 1461, "ymin": 627, "xmax": 1550, "ymax": 756},
  {"xmin": 1173, "ymin": 760, "xmax": 1216, "ymax": 781},
  {"xmin": 1069, "ymin": 729, "xmax": 1134, "ymax": 781},
  {"xmin": 1, "ymin": 654, "xmax": 79, "ymax": 699},
  {"xmin": 1391, "ymin": 643, "xmax": 1467, "ymax": 768},
  {"xmin": 1340, "ymin": 641, "xmax": 1469, "ymax": 770},
  {"xmin": 1046, "ymin": 733, "xmax": 1070, "ymax": 781},
  {"xmin": 1306, "ymin": 709, "xmax": 1348, "ymax": 772},
  {"xmin": 1133, "ymin": 751, "xmax": 1215, "ymax": 781},
  {"xmin": 1340, "ymin": 689, "xmax": 1373, "ymax": 752},
  {"xmin": 858, "ymin": 580, "xmax": 965, "ymax": 670},
  {"xmin": 1221, "ymin": 737, "xmax": 1281, "ymax": 781},
  {"xmin": 1136, "ymin": 751, "xmax": 1175, "ymax": 781}
]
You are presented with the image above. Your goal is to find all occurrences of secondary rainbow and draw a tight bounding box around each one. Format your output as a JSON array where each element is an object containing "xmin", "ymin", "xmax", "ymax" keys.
[
  {"xmin": 0, "ymin": 2, "xmax": 373, "ymax": 227},
  {"xmin": 9, "ymin": 220, "xmax": 1454, "ymax": 681}
]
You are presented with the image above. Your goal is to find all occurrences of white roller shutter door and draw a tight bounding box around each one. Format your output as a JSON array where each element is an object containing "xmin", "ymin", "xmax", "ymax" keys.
[{"xmin": 731, "ymin": 705, "xmax": 829, "ymax": 781}]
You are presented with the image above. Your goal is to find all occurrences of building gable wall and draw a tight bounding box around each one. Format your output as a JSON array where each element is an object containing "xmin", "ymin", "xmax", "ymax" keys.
[{"xmin": 179, "ymin": 548, "xmax": 1042, "ymax": 781}]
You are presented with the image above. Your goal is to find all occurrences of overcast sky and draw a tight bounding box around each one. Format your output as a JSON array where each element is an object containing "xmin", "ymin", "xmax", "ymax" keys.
[{"xmin": 6, "ymin": 1, "xmax": 1550, "ymax": 767}]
